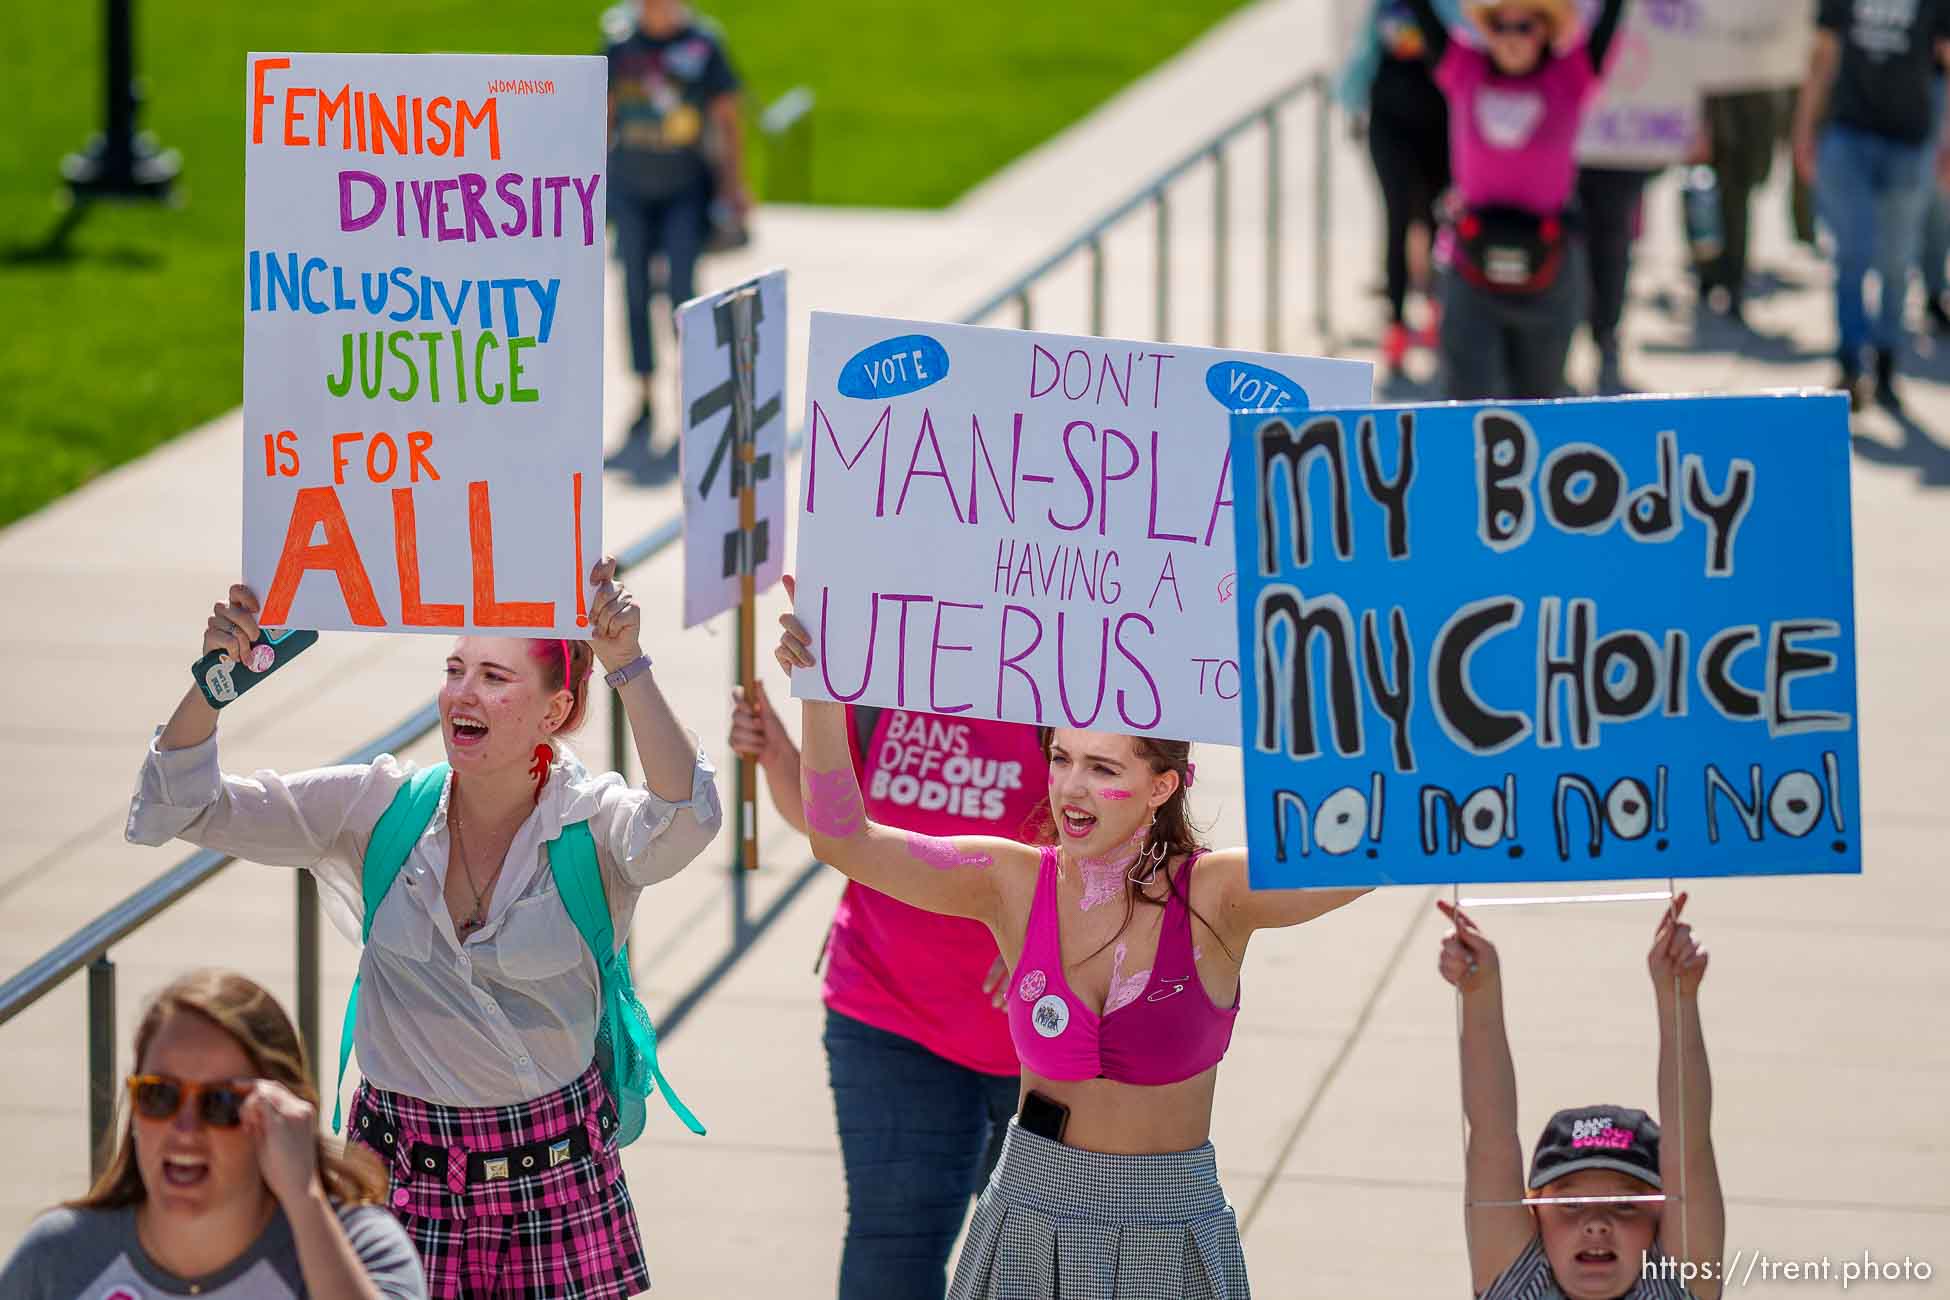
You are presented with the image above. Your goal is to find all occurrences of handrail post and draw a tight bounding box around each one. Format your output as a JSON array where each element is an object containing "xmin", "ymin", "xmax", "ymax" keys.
[
  {"xmin": 1088, "ymin": 235, "xmax": 1106, "ymax": 337},
  {"xmin": 296, "ymin": 872, "xmax": 320, "ymax": 1088},
  {"xmin": 1265, "ymin": 107, "xmax": 1282, "ymax": 354},
  {"xmin": 1016, "ymin": 289, "xmax": 1032, "ymax": 331},
  {"xmin": 1313, "ymin": 79, "xmax": 1333, "ymax": 347},
  {"xmin": 88, "ymin": 956, "xmax": 116, "ymax": 1182},
  {"xmin": 1154, "ymin": 191, "xmax": 1170, "ymax": 341},
  {"xmin": 1212, "ymin": 146, "xmax": 1229, "ymax": 348}
]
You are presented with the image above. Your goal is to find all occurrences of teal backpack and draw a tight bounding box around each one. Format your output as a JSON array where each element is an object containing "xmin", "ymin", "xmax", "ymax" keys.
[{"xmin": 331, "ymin": 762, "xmax": 705, "ymax": 1143}]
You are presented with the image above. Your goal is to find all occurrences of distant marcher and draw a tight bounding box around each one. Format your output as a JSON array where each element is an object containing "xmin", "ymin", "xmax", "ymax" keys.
[
  {"xmin": 1403, "ymin": 0, "xmax": 1632, "ymax": 400},
  {"xmin": 1696, "ymin": 90, "xmax": 1782, "ymax": 324},
  {"xmin": 126, "ymin": 562, "xmax": 722, "ymax": 1298},
  {"xmin": 1576, "ymin": 163, "xmax": 1655, "ymax": 394},
  {"xmin": 1339, "ymin": 0, "xmax": 1458, "ymax": 376},
  {"xmin": 1437, "ymin": 897, "xmax": 1725, "ymax": 1300},
  {"xmin": 0, "ymin": 969, "xmax": 426, "ymax": 1300},
  {"xmin": 1792, "ymin": 0, "xmax": 1950, "ymax": 411},
  {"xmin": 606, "ymin": 0, "xmax": 752, "ymax": 444}
]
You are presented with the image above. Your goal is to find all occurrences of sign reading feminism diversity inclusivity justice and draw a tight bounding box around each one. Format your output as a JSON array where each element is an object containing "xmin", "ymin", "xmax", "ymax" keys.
[
  {"xmin": 1228, "ymin": 394, "xmax": 1862, "ymax": 890},
  {"xmin": 790, "ymin": 314, "xmax": 1372, "ymax": 744},
  {"xmin": 243, "ymin": 54, "xmax": 606, "ymax": 636}
]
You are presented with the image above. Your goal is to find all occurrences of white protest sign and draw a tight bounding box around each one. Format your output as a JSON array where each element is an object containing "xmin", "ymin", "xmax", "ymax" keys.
[
  {"xmin": 243, "ymin": 53, "xmax": 605, "ymax": 635},
  {"xmin": 1577, "ymin": 0, "xmax": 1707, "ymax": 168},
  {"xmin": 790, "ymin": 314, "xmax": 1373, "ymax": 745},
  {"xmin": 678, "ymin": 268, "xmax": 787, "ymax": 628},
  {"xmin": 1693, "ymin": 0, "xmax": 1813, "ymax": 93}
]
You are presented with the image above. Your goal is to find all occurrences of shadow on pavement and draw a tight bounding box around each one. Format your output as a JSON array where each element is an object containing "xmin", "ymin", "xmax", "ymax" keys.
[
  {"xmin": 1851, "ymin": 413, "xmax": 1950, "ymax": 487},
  {"xmin": 604, "ymin": 431, "xmax": 681, "ymax": 488}
]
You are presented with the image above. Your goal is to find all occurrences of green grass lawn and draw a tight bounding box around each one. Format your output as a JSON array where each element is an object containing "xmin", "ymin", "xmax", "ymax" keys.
[{"xmin": 0, "ymin": 1, "xmax": 1245, "ymax": 528}]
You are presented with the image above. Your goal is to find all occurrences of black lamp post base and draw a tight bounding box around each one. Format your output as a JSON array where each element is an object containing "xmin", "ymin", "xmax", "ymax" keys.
[{"xmin": 61, "ymin": 130, "xmax": 181, "ymax": 204}]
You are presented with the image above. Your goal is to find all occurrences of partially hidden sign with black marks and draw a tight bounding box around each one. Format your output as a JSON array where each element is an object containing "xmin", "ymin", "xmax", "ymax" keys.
[
  {"xmin": 679, "ymin": 267, "xmax": 786, "ymax": 628},
  {"xmin": 1228, "ymin": 393, "xmax": 1860, "ymax": 889}
]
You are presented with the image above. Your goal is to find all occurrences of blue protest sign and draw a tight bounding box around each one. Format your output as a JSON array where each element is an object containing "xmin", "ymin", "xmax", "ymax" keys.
[{"xmin": 1228, "ymin": 394, "xmax": 1860, "ymax": 889}]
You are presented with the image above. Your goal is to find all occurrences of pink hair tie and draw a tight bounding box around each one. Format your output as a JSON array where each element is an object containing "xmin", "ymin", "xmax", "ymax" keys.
[{"xmin": 1184, "ymin": 762, "xmax": 1196, "ymax": 790}]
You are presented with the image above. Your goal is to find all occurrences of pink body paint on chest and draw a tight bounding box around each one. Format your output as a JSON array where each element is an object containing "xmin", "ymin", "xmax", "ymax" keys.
[{"xmin": 1103, "ymin": 941, "xmax": 1153, "ymax": 1015}]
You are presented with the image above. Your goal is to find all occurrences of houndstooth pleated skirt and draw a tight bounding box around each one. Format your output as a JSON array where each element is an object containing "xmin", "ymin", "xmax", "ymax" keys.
[{"xmin": 949, "ymin": 1119, "xmax": 1251, "ymax": 1300}]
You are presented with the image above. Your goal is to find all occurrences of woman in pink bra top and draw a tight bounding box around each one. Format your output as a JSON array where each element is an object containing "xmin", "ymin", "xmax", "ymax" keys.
[{"xmin": 774, "ymin": 580, "xmax": 1370, "ymax": 1300}]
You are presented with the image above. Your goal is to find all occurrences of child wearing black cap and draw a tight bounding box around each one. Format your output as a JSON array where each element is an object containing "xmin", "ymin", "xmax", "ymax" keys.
[{"xmin": 1436, "ymin": 895, "xmax": 1725, "ymax": 1300}]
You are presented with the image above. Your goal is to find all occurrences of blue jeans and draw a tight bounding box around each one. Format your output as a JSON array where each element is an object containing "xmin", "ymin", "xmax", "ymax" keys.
[
  {"xmin": 1818, "ymin": 122, "xmax": 1932, "ymax": 362},
  {"xmin": 824, "ymin": 1009, "xmax": 1020, "ymax": 1300},
  {"xmin": 609, "ymin": 178, "xmax": 709, "ymax": 376}
]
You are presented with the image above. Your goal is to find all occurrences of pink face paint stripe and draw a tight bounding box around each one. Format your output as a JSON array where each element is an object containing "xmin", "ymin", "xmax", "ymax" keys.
[
  {"xmin": 905, "ymin": 835, "xmax": 994, "ymax": 871},
  {"xmin": 805, "ymin": 767, "xmax": 866, "ymax": 838},
  {"xmin": 1099, "ymin": 789, "xmax": 1133, "ymax": 801}
]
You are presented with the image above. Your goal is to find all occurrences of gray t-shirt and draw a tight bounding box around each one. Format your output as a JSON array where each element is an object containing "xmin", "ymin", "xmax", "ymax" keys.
[{"xmin": 0, "ymin": 1202, "xmax": 426, "ymax": 1299}]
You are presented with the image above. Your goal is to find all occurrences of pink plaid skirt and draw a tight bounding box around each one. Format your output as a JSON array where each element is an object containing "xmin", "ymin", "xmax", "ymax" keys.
[{"xmin": 347, "ymin": 1061, "xmax": 651, "ymax": 1299}]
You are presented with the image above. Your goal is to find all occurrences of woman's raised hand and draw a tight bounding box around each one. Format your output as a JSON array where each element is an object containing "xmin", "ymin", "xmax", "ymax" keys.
[
  {"xmin": 588, "ymin": 556, "xmax": 645, "ymax": 673},
  {"xmin": 728, "ymin": 681, "xmax": 788, "ymax": 765},
  {"xmin": 1648, "ymin": 891, "xmax": 1708, "ymax": 997},
  {"xmin": 774, "ymin": 574, "xmax": 815, "ymax": 673},
  {"xmin": 204, "ymin": 585, "xmax": 262, "ymax": 665},
  {"xmin": 1436, "ymin": 899, "xmax": 1500, "ymax": 993},
  {"xmin": 241, "ymin": 1078, "xmax": 321, "ymax": 1205}
]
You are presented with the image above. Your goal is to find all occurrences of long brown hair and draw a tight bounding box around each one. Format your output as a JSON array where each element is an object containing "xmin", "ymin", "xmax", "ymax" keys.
[
  {"xmin": 67, "ymin": 969, "xmax": 386, "ymax": 1211},
  {"xmin": 1037, "ymin": 730, "xmax": 1235, "ymax": 964}
]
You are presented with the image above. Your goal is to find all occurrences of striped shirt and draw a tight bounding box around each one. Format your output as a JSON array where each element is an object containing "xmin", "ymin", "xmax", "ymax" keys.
[{"xmin": 1481, "ymin": 1237, "xmax": 1697, "ymax": 1300}]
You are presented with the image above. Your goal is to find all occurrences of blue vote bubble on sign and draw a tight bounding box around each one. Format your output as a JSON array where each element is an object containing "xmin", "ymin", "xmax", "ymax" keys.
[{"xmin": 1227, "ymin": 394, "xmax": 1861, "ymax": 889}]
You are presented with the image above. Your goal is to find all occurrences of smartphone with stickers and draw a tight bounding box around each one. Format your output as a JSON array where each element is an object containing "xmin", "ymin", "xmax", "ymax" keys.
[
  {"xmin": 1019, "ymin": 1090, "xmax": 1070, "ymax": 1144},
  {"xmin": 192, "ymin": 629, "xmax": 318, "ymax": 709}
]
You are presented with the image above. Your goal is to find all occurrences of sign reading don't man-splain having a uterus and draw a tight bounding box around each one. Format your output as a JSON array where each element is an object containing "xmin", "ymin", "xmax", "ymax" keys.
[{"xmin": 789, "ymin": 312, "xmax": 1373, "ymax": 745}]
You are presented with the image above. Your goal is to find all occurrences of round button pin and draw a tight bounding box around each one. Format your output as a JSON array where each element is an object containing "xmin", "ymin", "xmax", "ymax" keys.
[{"xmin": 1031, "ymin": 994, "xmax": 1070, "ymax": 1039}]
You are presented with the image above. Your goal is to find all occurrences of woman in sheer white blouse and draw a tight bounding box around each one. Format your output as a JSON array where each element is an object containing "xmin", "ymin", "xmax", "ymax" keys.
[{"xmin": 126, "ymin": 557, "xmax": 721, "ymax": 1299}]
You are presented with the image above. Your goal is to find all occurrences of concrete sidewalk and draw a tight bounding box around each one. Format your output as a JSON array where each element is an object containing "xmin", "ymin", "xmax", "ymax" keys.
[{"xmin": 5, "ymin": 0, "xmax": 1949, "ymax": 1292}]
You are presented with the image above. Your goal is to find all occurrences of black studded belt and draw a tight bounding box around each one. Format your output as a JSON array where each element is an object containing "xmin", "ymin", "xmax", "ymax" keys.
[{"xmin": 353, "ymin": 1098, "xmax": 615, "ymax": 1184}]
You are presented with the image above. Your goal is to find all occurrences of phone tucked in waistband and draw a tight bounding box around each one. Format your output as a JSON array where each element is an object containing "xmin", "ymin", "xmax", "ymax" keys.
[{"xmin": 1018, "ymin": 1090, "xmax": 1070, "ymax": 1144}]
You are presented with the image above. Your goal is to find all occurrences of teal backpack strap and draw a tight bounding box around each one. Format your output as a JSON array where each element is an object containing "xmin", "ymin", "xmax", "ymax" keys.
[
  {"xmin": 332, "ymin": 762, "xmax": 449, "ymax": 1133},
  {"xmin": 548, "ymin": 821, "xmax": 706, "ymax": 1138}
]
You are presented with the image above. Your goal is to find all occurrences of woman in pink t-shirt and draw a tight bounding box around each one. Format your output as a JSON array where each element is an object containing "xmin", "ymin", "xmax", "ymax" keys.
[
  {"xmin": 731, "ymin": 683, "xmax": 1042, "ymax": 1299},
  {"xmin": 1402, "ymin": 0, "xmax": 1628, "ymax": 399}
]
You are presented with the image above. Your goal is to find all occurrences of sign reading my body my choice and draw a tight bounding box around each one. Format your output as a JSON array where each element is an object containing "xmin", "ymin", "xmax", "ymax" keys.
[
  {"xmin": 243, "ymin": 54, "xmax": 605, "ymax": 635},
  {"xmin": 1230, "ymin": 394, "xmax": 1861, "ymax": 889},
  {"xmin": 792, "ymin": 314, "xmax": 1373, "ymax": 744}
]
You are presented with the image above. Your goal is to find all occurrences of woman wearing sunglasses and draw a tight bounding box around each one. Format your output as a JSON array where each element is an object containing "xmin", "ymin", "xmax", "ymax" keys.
[
  {"xmin": 1400, "ymin": 0, "xmax": 1629, "ymax": 401},
  {"xmin": 120, "ymin": 560, "xmax": 722, "ymax": 1298},
  {"xmin": 1437, "ymin": 896, "xmax": 1724, "ymax": 1299},
  {"xmin": 0, "ymin": 969, "xmax": 425, "ymax": 1299}
]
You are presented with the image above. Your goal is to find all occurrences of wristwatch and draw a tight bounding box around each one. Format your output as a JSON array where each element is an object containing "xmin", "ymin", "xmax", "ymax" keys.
[{"xmin": 604, "ymin": 654, "xmax": 653, "ymax": 689}]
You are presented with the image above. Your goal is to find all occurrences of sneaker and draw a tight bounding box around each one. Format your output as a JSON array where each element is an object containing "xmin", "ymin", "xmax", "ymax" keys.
[
  {"xmin": 1873, "ymin": 349, "xmax": 1902, "ymax": 414},
  {"xmin": 1835, "ymin": 366, "xmax": 1865, "ymax": 413},
  {"xmin": 1382, "ymin": 322, "xmax": 1410, "ymax": 372}
]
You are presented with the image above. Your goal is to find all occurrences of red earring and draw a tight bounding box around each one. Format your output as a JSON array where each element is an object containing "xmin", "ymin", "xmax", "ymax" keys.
[{"xmin": 530, "ymin": 743, "xmax": 553, "ymax": 803}]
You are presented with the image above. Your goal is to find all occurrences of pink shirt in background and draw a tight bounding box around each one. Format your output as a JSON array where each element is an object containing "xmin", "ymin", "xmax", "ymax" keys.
[
  {"xmin": 821, "ymin": 707, "xmax": 1048, "ymax": 1077},
  {"xmin": 1437, "ymin": 44, "xmax": 1603, "ymax": 216}
]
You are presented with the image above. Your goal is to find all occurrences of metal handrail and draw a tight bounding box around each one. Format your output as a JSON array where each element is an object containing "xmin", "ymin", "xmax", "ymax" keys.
[
  {"xmin": 2, "ymin": 58, "xmax": 1347, "ymax": 1176},
  {"xmin": 960, "ymin": 69, "xmax": 1335, "ymax": 350}
]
